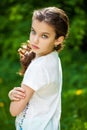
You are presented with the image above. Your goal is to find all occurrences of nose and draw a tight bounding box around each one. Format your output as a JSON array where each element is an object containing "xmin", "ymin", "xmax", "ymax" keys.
[{"xmin": 33, "ymin": 35, "xmax": 39, "ymax": 44}]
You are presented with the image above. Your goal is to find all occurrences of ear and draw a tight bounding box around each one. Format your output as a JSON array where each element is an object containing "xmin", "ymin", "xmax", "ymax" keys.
[{"xmin": 54, "ymin": 36, "xmax": 64, "ymax": 46}]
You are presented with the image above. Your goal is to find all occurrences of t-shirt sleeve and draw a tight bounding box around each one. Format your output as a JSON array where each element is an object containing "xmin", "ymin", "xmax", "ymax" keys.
[{"xmin": 22, "ymin": 64, "xmax": 49, "ymax": 91}]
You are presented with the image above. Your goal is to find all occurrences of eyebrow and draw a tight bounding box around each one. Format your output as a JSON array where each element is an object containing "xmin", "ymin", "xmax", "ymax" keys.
[{"xmin": 31, "ymin": 27, "xmax": 50, "ymax": 35}]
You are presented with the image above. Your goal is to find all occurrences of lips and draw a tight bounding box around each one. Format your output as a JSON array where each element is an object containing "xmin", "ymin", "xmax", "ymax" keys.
[{"xmin": 32, "ymin": 44, "xmax": 39, "ymax": 49}]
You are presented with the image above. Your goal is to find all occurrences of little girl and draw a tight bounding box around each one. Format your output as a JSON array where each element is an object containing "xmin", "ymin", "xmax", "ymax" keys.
[{"xmin": 8, "ymin": 6, "xmax": 69, "ymax": 130}]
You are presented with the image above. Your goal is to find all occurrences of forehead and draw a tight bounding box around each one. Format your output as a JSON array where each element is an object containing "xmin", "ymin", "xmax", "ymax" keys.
[{"xmin": 32, "ymin": 19, "xmax": 55, "ymax": 34}]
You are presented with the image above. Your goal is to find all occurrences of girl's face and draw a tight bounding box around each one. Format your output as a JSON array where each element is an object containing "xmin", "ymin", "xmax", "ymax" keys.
[{"xmin": 29, "ymin": 19, "xmax": 58, "ymax": 57}]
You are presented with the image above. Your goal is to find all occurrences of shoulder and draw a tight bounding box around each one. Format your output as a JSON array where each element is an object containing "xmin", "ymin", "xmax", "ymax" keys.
[
  {"xmin": 36, "ymin": 51, "xmax": 60, "ymax": 66},
  {"xmin": 22, "ymin": 51, "xmax": 62, "ymax": 91},
  {"xmin": 39, "ymin": 51, "xmax": 61, "ymax": 70},
  {"xmin": 26, "ymin": 51, "xmax": 61, "ymax": 73}
]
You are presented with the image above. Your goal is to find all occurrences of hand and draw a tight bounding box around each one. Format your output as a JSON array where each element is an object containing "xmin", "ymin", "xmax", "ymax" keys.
[
  {"xmin": 17, "ymin": 40, "xmax": 35, "ymax": 75},
  {"xmin": 18, "ymin": 40, "xmax": 35, "ymax": 70},
  {"xmin": 8, "ymin": 87, "xmax": 26, "ymax": 101},
  {"xmin": 18, "ymin": 40, "xmax": 31, "ymax": 63}
]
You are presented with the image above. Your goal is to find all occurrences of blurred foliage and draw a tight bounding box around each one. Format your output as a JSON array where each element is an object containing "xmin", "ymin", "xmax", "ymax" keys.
[
  {"xmin": 0, "ymin": 0, "xmax": 87, "ymax": 61},
  {"xmin": 0, "ymin": 0, "xmax": 87, "ymax": 130}
]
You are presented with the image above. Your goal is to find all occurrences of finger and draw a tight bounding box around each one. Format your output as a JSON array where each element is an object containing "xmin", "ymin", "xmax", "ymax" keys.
[
  {"xmin": 15, "ymin": 91, "xmax": 25, "ymax": 97},
  {"xmin": 21, "ymin": 44, "xmax": 27, "ymax": 50},
  {"xmin": 12, "ymin": 91, "xmax": 25, "ymax": 101},
  {"xmin": 21, "ymin": 44, "xmax": 31, "ymax": 54},
  {"xmin": 18, "ymin": 48, "xmax": 25, "ymax": 55},
  {"xmin": 19, "ymin": 53, "xmax": 24, "ymax": 57},
  {"xmin": 14, "ymin": 87, "xmax": 25, "ymax": 93},
  {"xmin": 13, "ymin": 94, "xmax": 25, "ymax": 99},
  {"xmin": 13, "ymin": 87, "xmax": 26, "ymax": 98},
  {"xmin": 27, "ymin": 43, "xmax": 31, "ymax": 51},
  {"xmin": 18, "ymin": 48, "xmax": 29, "ymax": 61},
  {"xmin": 12, "ymin": 97, "xmax": 20, "ymax": 101},
  {"xmin": 18, "ymin": 49, "xmax": 26, "ymax": 60},
  {"xmin": 21, "ymin": 44, "xmax": 28, "ymax": 52}
]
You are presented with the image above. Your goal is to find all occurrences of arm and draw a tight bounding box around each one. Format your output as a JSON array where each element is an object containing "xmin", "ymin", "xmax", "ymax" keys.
[
  {"xmin": 9, "ymin": 42, "xmax": 34, "ymax": 116},
  {"xmin": 9, "ymin": 84, "xmax": 34, "ymax": 117}
]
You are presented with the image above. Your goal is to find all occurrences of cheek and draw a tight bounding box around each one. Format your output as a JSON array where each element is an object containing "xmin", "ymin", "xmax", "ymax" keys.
[
  {"xmin": 46, "ymin": 40, "xmax": 54, "ymax": 47},
  {"xmin": 30, "ymin": 35, "xmax": 34, "ymax": 42},
  {"xmin": 30, "ymin": 33, "xmax": 32, "ymax": 38},
  {"xmin": 41, "ymin": 42, "xmax": 53, "ymax": 50}
]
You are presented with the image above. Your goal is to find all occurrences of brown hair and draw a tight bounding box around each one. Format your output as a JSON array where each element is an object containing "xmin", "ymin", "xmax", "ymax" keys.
[
  {"xmin": 19, "ymin": 7, "xmax": 69, "ymax": 75},
  {"xmin": 32, "ymin": 7, "xmax": 69, "ymax": 50}
]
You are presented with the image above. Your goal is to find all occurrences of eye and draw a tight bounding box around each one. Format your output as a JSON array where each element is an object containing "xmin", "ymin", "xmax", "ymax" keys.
[
  {"xmin": 42, "ymin": 34, "xmax": 48, "ymax": 39},
  {"xmin": 30, "ymin": 28, "xmax": 36, "ymax": 35}
]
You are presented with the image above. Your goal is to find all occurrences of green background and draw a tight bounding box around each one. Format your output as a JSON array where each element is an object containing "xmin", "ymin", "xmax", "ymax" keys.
[{"xmin": 0, "ymin": 0, "xmax": 87, "ymax": 130}]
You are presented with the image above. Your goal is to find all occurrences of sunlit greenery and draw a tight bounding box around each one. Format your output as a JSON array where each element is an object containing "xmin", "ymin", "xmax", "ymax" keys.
[{"xmin": 0, "ymin": 0, "xmax": 87, "ymax": 130}]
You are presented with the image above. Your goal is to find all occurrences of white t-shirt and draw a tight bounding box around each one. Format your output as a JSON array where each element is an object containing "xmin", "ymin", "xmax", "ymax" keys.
[{"xmin": 15, "ymin": 51, "xmax": 62, "ymax": 130}]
